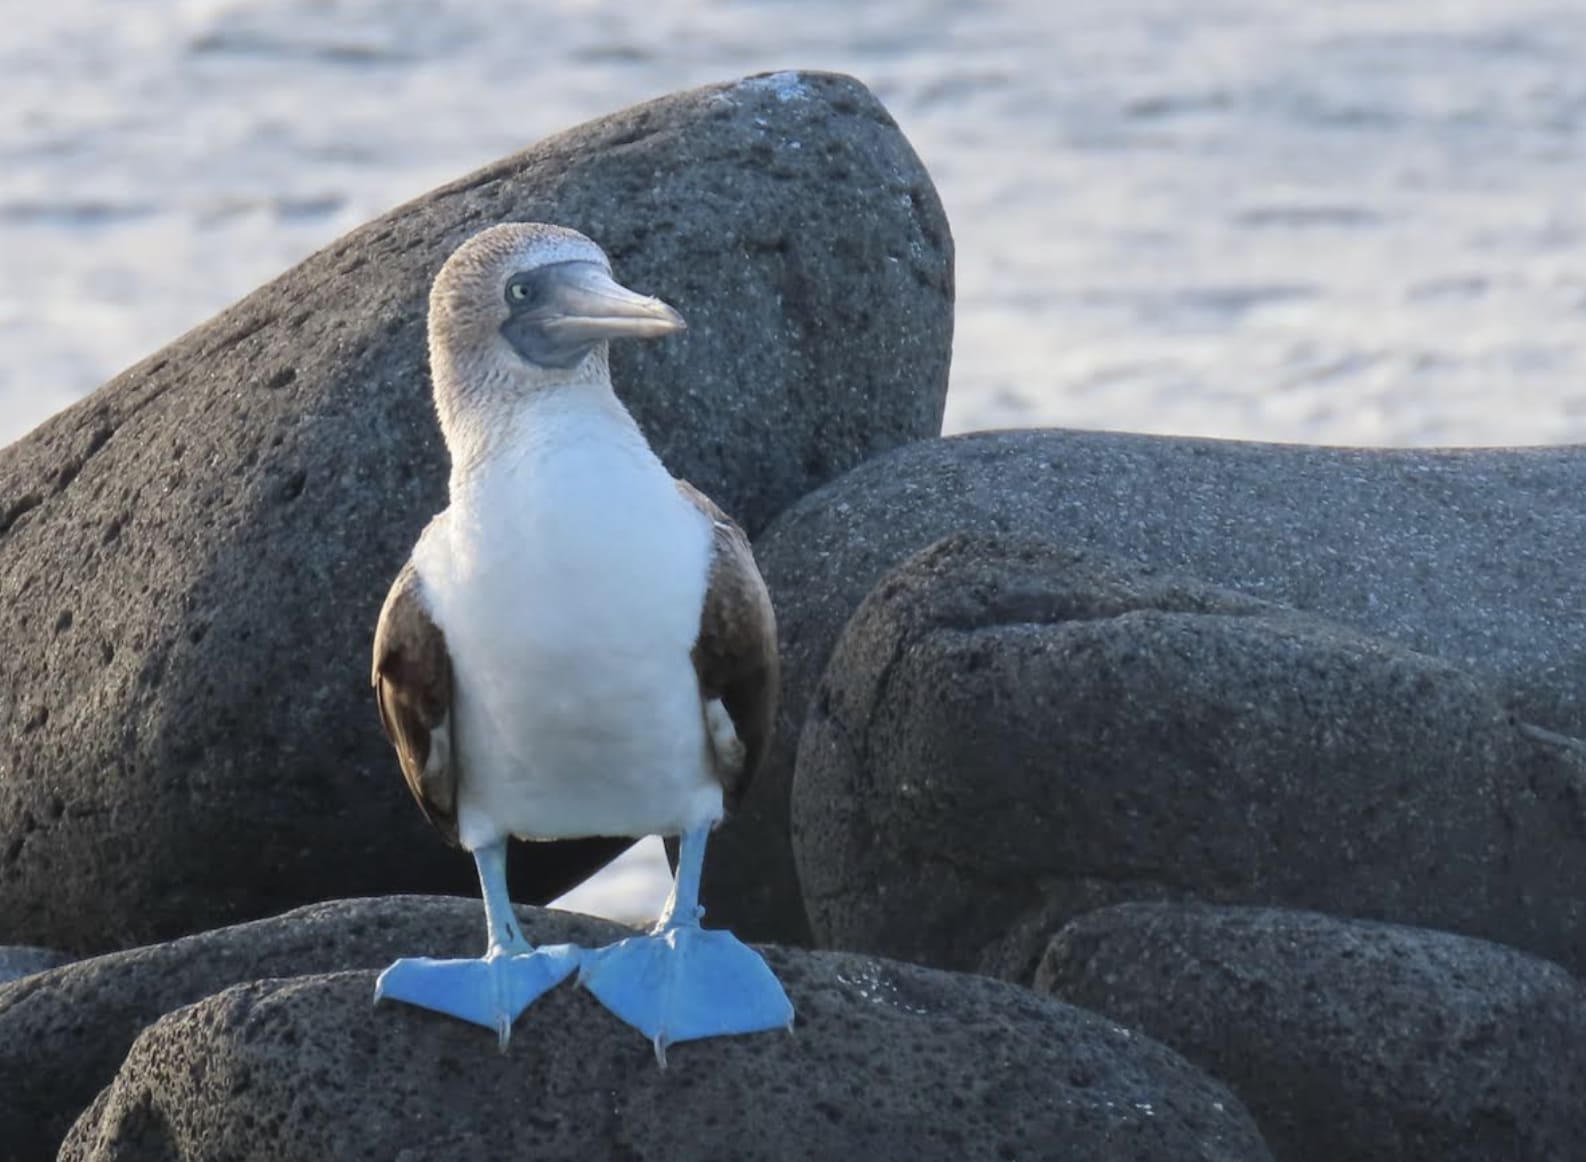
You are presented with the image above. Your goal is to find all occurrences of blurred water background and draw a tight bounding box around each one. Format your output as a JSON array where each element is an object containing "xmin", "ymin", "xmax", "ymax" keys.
[{"xmin": 6, "ymin": 0, "xmax": 1586, "ymax": 922}]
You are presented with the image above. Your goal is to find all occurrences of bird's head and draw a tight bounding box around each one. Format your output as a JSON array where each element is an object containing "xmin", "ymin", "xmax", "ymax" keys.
[{"xmin": 427, "ymin": 222, "xmax": 685, "ymax": 398}]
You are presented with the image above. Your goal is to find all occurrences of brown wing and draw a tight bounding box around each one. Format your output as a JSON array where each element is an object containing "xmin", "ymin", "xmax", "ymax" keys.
[
  {"xmin": 372, "ymin": 560, "xmax": 460, "ymax": 846},
  {"xmin": 678, "ymin": 480, "xmax": 779, "ymax": 810}
]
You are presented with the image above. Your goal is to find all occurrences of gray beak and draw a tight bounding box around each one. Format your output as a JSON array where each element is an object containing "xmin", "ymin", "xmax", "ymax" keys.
[
  {"xmin": 502, "ymin": 261, "xmax": 685, "ymax": 369},
  {"xmin": 537, "ymin": 262, "xmax": 686, "ymax": 343}
]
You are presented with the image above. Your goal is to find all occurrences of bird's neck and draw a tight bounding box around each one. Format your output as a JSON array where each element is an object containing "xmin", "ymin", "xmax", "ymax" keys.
[
  {"xmin": 432, "ymin": 338, "xmax": 615, "ymax": 466},
  {"xmin": 440, "ymin": 371, "xmax": 655, "ymax": 506}
]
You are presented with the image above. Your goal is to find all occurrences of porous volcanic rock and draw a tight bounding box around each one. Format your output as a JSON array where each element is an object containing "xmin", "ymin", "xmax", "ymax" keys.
[
  {"xmin": 0, "ymin": 896, "xmax": 626, "ymax": 1162},
  {"xmin": 792, "ymin": 533, "xmax": 1586, "ymax": 982},
  {"xmin": 708, "ymin": 428, "xmax": 1586, "ymax": 944},
  {"xmin": 1038, "ymin": 903, "xmax": 1586, "ymax": 1162},
  {"xmin": 60, "ymin": 951, "xmax": 1272, "ymax": 1162}
]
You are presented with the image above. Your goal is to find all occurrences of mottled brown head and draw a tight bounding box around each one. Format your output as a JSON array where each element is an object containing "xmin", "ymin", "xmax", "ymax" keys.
[{"xmin": 427, "ymin": 222, "xmax": 685, "ymax": 414}]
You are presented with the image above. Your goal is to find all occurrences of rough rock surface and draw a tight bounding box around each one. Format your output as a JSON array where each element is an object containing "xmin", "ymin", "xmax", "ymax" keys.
[
  {"xmin": 792, "ymin": 534, "xmax": 1586, "ymax": 982},
  {"xmin": 0, "ymin": 896, "xmax": 626, "ymax": 1162},
  {"xmin": 0, "ymin": 70, "xmax": 952, "ymax": 953},
  {"xmin": 0, "ymin": 943, "xmax": 72, "ymax": 984},
  {"xmin": 1037, "ymin": 903, "xmax": 1586, "ymax": 1162},
  {"xmin": 709, "ymin": 427, "xmax": 1586, "ymax": 944},
  {"xmin": 60, "ymin": 953, "xmax": 1272, "ymax": 1162}
]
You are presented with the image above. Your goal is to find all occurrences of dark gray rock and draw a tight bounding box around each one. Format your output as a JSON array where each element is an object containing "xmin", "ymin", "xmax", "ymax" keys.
[
  {"xmin": 792, "ymin": 534, "xmax": 1586, "ymax": 982},
  {"xmin": 0, "ymin": 943, "xmax": 72, "ymax": 983},
  {"xmin": 0, "ymin": 70, "xmax": 952, "ymax": 954},
  {"xmin": 60, "ymin": 956, "xmax": 1272, "ymax": 1162},
  {"xmin": 708, "ymin": 428, "xmax": 1586, "ymax": 945},
  {"xmin": 0, "ymin": 895, "xmax": 626, "ymax": 1162},
  {"xmin": 1037, "ymin": 903, "xmax": 1586, "ymax": 1162}
]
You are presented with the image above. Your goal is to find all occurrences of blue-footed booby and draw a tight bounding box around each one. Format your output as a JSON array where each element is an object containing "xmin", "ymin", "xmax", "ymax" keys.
[{"xmin": 371, "ymin": 222, "xmax": 791, "ymax": 1062}]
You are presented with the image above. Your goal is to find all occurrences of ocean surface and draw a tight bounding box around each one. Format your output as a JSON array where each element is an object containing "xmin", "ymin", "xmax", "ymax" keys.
[{"xmin": 6, "ymin": 0, "xmax": 1586, "ymax": 923}]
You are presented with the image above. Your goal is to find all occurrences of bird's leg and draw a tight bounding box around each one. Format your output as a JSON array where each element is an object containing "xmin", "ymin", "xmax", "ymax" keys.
[
  {"xmin": 578, "ymin": 823, "xmax": 794, "ymax": 1066},
  {"xmin": 653, "ymin": 818, "xmax": 705, "ymax": 930},
  {"xmin": 373, "ymin": 839, "xmax": 580, "ymax": 1049},
  {"xmin": 476, "ymin": 839, "xmax": 532, "ymax": 953}
]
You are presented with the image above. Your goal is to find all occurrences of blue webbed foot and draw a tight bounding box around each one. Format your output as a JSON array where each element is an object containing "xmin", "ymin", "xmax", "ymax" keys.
[
  {"xmin": 579, "ymin": 924, "xmax": 793, "ymax": 1064},
  {"xmin": 375, "ymin": 944, "xmax": 579, "ymax": 1049},
  {"xmin": 373, "ymin": 840, "xmax": 579, "ymax": 1049},
  {"xmin": 577, "ymin": 822, "xmax": 794, "ymax": 1064}
]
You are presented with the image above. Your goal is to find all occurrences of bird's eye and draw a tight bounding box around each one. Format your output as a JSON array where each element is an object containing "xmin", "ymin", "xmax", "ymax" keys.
[{"xmin": 508, "ymin": 281, "xmax": 531, "ymax": 302}]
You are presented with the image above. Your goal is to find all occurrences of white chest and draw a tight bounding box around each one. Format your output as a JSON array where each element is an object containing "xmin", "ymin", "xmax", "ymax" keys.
[{"xmin": 413, "ymin": 391, "xmax": 720, "ymax": 845}]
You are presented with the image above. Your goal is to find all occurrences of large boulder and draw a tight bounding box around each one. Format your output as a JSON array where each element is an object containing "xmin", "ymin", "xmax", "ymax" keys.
[
  {"xmin": 60, "ymin": 955, "xmax": 1272, "ymax": 1162},
  {"xmin": 792, "ymin": 534, "xmax": 1586, "ymax": 981},
  {"xmin": 1037, "ymin": 903, "xmax": 1586, "ymax": 1162},
  {"xmin": 0, "ymin": 70, "xmax": 953, "ymax": 954},
  {"xmin": 709, "ymin": 428, "xmax": 1586, "ymax": 944},
  {"xmin": 0, "ymin": 896, "xmax": 627, "ymax": 1162}
]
